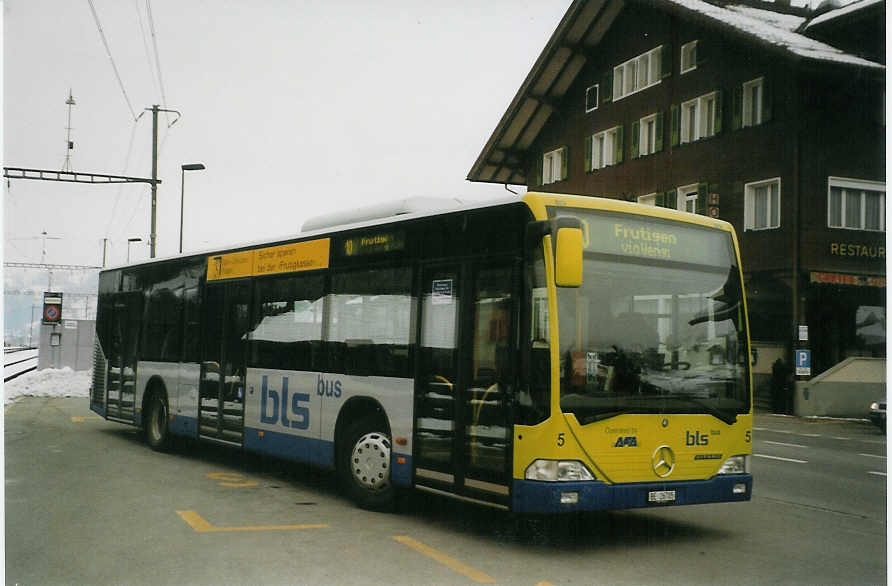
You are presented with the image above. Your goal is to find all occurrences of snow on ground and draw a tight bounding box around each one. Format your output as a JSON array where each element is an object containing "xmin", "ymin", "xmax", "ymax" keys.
[{"xmin": 4, "ymin": 368, "xmax": 91, "ymax": 405}]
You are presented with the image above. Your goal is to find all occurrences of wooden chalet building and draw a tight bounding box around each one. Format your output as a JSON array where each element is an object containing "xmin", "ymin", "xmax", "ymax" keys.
[{"xmin": 468, "ymin": 0, "xmax": 885, "ymax": 391}]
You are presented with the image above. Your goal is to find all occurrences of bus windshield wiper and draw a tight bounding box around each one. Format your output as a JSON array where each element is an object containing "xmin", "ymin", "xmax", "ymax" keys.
[{"xmin": 663, "ymin": 395, "xmax": 737, "ymax": 425}]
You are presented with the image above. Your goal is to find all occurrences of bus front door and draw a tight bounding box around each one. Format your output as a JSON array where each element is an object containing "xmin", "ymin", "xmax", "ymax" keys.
[
  {"xmin": 414, "ymin": 262, "xmax": 516, "ymax": 508},
  {"xmin": 199, "ymin": 281, "xmax": 251, "ymax": 445}
]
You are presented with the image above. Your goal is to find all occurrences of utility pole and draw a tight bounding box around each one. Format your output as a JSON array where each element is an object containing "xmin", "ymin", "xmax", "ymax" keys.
[
  {"xmin": 146, "ymin": 105, "xmax": 181, "ymax": 259},
  {"xmin": 101, "ymin": 237, "xmax": 108, "ymax": 268},
  {"xmin": 62, "ymin": 90, "xmax": 76, "ymax": 172}
]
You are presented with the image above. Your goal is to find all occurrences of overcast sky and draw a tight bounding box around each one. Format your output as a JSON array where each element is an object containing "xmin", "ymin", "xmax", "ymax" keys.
[
  {"xmin": 3, "ymin": 0, "xmax": 570, "ymax": 338},
  {"xmin": 4, "ymin": 0, "xmax": 571, "ymax": 264}
]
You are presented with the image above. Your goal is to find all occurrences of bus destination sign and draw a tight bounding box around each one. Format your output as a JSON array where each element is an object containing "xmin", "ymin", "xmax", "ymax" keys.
[
  {"xmin": 560, "ymin": 211, "xmax": 732, "ymax": 267},
  {"xmin": 341, "ymin": 231, "xmax": 405, "ymax": 257}
]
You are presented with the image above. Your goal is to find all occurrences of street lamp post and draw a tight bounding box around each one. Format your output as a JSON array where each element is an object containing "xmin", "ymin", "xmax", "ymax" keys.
[
  {"xmin": 180, "ymin": 163, "xmax": 206, "ymax": 254},
  {"xmin": 127, "ymin": 237, "xmax": 142, "ymax": 263}
]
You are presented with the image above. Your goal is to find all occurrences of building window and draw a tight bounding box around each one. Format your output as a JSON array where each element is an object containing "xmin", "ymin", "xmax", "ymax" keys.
[
  {"xmin": 613, "ymin": 46, "xmax": 662, "ymax": 101},
  {"xmin": 639, "ymin": 114, "xmax": 658, "ymax": 156},
  {"xmin": 681, "ymin": 41, "xmax": 697, "ymax": 74},
  {"xmin": 638, "ymin": 193, "xmax": 657, "ymax": 206},
  {"xmin": 828, "ymin": 177, "xmax": 886, "ymax": 231},
  {"xmin": 742, "ymin": 78, "xmax": 764, "ymax": 127},
  {"xmin": 585, "ymin": 84, "xmax": 599, "ymax": 112},
  {"xmin": 677, "ymin": 183, "xmax": 699, "ymax": 213},
  {"xmin": 587, "ymin": 126, "xmax": 621, "ymax": 171},
  {"xmin": 542, "ymin": 147, "xmax": 567, "ymax": 185},
  {"xmin": 745, "ymin": 178, "xmax": 781, "ymax": 230},
  {"xmin": 681, "ymin": 91, "xmax": 719, "ymax": 144}
]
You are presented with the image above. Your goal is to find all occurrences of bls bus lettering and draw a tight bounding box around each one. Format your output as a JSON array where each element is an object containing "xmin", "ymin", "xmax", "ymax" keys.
[
  {"xmin": 260, "ymin": 375, "xmax": 310, "ymax": 430},
  {"xmin": 686, "ymin": 431, "xmax": 709, "ymax": 446},
  {"xmin": 316, "ymin": 375, "xmax": 342, "ymax": 398}
]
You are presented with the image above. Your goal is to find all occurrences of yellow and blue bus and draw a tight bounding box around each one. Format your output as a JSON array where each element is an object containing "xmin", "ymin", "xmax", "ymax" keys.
[{"xmin": 90, "ymin": 192, "xmax": 752, "ymax": 512}]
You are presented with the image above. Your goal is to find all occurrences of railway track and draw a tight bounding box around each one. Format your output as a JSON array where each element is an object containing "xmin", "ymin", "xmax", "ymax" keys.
[{"xmin": 4, "ymin": 348, "xmax": 39, "ymax": 382}]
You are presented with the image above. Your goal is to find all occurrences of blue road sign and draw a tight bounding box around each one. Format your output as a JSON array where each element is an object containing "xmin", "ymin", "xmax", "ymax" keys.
[{"xmin": 795, "ymin": 349, "xmax": 811, "ymax": 376}]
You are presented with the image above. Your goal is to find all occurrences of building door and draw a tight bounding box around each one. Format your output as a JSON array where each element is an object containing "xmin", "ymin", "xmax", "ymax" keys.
[
  {"xmin": 199, "ymin": 280, "xmax": 251, "ymax": 445},
  {"xmin": 413, "ymin": 261, "xmax": 516, "ymax": 506}
]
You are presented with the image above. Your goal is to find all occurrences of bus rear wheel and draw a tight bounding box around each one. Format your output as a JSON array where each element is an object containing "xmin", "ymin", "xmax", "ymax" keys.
[
  {"xmin": 339, "ymin": 416, "xmax": 395, "ymax": 511},
  {"xmin": 145, "ymin": 392, "xmax": 171, "ymax": 452}
]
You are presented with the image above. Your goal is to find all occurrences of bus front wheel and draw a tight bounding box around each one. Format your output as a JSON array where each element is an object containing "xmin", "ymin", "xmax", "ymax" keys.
[
  {"xmin": 339, "ymin": 416, "xmax": 395, "ymax": 511},
  {"xmin": 145, "ymin": 392, "xmax": 171, "ymax": 451}
]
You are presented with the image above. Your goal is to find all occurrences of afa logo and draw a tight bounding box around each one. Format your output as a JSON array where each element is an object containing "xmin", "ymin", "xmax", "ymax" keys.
[
  {"xmin": 260, "ymin": 376, "xmax": 310, "ymax": 430},
  {"xmin": 614, "ymin": 436, "xmax": 638, "ymax": 447}
]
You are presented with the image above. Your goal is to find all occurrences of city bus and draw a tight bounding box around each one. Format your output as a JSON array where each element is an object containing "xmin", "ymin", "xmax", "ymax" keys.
[{"xmin": 90, "ymin": 192, "xmax": 753, "ymax": 512}]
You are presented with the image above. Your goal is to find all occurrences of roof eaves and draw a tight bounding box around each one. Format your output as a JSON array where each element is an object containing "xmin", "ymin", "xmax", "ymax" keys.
[{"xmin": 467, "ymin": 0, "xmax": 587, "ymax": 184}]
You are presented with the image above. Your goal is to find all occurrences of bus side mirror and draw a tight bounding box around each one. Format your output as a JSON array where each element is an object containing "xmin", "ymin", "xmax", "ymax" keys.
[{"xmin": 555, "ymin": 226, "xmax": 583, "ymax": 287}]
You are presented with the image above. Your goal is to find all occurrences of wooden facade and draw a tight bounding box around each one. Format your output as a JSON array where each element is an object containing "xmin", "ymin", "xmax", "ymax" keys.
[{"xmin": 470, "ymin": 0, "xmax": 885, "ymax": 378}]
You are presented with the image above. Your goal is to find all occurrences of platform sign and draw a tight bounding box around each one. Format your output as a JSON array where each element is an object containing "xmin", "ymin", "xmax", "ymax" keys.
[
  {"xmin": 795, "ymin": 349, "xmax": 811, "ymax": 376},
  {"xmin": 42, "ymin": 292, "xmax": 63, "ymax": 325}
]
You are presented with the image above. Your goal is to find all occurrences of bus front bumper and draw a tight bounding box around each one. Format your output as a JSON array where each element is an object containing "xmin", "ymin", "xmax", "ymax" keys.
[{"xmin": 511, "ymin": 474, "xmax": 752, "ymax": 514}]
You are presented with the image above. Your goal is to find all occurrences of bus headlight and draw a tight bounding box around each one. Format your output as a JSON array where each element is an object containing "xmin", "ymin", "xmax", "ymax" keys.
[
  {"xmin": 717, "ymin": 455, "xmax": 751, "ymax": 475},
  {"xmin": 524, "ymin": 459, "xmax": 595, "ymax": 481}
]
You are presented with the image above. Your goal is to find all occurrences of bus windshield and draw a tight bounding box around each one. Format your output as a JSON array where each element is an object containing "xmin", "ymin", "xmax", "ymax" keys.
[{"xmin": 551, "ymin": 208, "xmax": 750, "ymax": 425}]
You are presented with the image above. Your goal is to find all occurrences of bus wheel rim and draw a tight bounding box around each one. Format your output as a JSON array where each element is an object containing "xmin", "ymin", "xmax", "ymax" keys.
[{"xmin": 351, "ymin": 432, "xmax": 391, "ymax": 492}]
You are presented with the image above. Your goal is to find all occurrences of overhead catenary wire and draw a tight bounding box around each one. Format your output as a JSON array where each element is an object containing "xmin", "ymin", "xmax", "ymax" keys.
[
  {"xmin": 86, "ymin": 0, "xmax": 138, "ymax": 121},
  {"xmin": 134, "ymin": 0, "xmax": 161, "ymax": 102},
  {"xmin": 145, "ymin": 0, "xmax": 170, "ymax": 124},
  {"xmin": 104, "ymin": 117, "xmax": 142, "ymax": 237}
]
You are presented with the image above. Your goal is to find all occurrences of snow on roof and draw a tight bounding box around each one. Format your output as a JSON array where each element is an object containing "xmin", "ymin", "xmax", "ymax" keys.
[
  {"xmin": 804, "ymin": 0, "xmax": 884, "ymax": 28},
  {"xmin": 666, "ymin": 0, "xmax": 884, "ymax": 68}
]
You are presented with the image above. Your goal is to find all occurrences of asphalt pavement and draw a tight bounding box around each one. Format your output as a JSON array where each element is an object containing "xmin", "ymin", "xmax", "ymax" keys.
[{"xmin": 5, "ymin": 398, "xmax": 887, "ymax": 585}]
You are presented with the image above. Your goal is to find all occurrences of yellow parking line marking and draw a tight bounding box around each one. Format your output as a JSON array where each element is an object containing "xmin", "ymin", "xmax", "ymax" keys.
[
  {"xmin": 207, "ymin": 472, "xmax": 258, "ymax": 488},
  {"xmin": 71, "ymin": 416, "xmax": 101, "ymax": 422},
  {"xmin": 176, "ymin": 510, "xmax": 328, "ymax": 533},
  {"xmin": 393, "ymin": 535, "xmax": 496, "ymax": 583}
]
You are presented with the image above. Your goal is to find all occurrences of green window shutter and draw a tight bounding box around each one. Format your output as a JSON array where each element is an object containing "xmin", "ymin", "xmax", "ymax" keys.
[
  {"xmin": 615, "ymin": 126, "xmax": 624, "ymax": 164},
  {"xmin": 656, "ymin": 191, "xmax": 666, "ymax": 207},
  {"xmin": 667, "ymin": 190, "xmax": 678, "ymax": 210},
  {"xmin": 762, "ymin": 76, "xmax": 773, "ymax": 123},
  {"xmin": 630, "ymin": 121, "xmax": 640, "ymax": 159},
  {"xmin": 536, "ymin": 154, "xmax": 543, "ymax": 186},
  {"xmin": 584, "ymin": 136, "xmax": 593, "ymax": 173},
  {"xmin": 695, "ymin": 40, "xmax": 706, "ymax": 67},
  {"xmin": 560, "ymin": 146, "xmax": 569, "ymax": 181},
  {"xmin": 696, "ymin": 183, "xmax": 708, "ymax": 215},
  {"xmin": 655, "ymin": 111, "xmax": 665, "ymax": 152},
  {"xmin": 731, "ymin": 86, "xmax": 742, "ymax": 131},
  {"xmin": 714, "ymin": 90, "xmax": 723, "ymax": 134},
  {"xmin": 670, "ymin": 104, "xmax": 680, "ymax": 146},
  {"xmin": 602, "ymin": 70, "xmax": 613, "ymax": 104},
  {"xmin": 661, "ymin": 44, "xmax": 672, "ymax": 78}
]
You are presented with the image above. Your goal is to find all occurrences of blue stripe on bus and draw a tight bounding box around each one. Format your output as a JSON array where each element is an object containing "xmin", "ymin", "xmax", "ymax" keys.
[
  {"xmin": 511, "ymin": 474, "xmax": 752, "ymax": 514},
  {"xmin": 169, "ymin": 414, "xmax": 198, "ymax": 438},
  {"xmin": 242, "ymin": 427, "xmax": 413, "ymax": 488}
]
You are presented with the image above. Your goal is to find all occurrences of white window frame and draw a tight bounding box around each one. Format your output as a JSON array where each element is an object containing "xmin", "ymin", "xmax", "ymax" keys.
[
  {"xmin": 542, "ymin": 148, "xmax": 564, "ymax": 185},
  {"xmin": 677, "ymin": 183, "xmax": 699, "ymax": 213},
  {"xmin": 585, "ymin": 84, "xmax": 599, "ymax": 113},
  {"xmin": 680, "ymin": 41, "xmax": 698, "ymax": 74},
  {"xmin": 742, "ymin": 77, "xmax": 764, "ymax": 128},
  {"xmin": 639, "ymin": 113, "xmax": 658, "ymax": 157},
  {"xmin": 590, "ymin": 126, "xmax": 620, "ymax": 170},
  {"xmin": 744, "ymin": 177, "xmax": 781, "ymax": 231},
  {"xmin": 638, "ymin": 193, "xmax": 657, "ymax": 206},
  {"xmin": 681, "ymin": 91, "xmax": 718, "ymax": 144},
  {"xmin": 613, "ymin": 46, "xmax": 662, "ymax": 101},
  {"xmin": 827, "ymin": 177, "xmax": 886, "ymax": 232}
]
